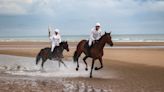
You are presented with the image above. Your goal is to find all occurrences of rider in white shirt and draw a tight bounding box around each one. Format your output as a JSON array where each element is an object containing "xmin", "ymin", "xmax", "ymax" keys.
[
  {"xmin": 86, "ymin": 22, "xmax": 103, "ymax": 56},
  {"xmin": 88, "ymin": 22, "xmax": 102, "ymax": 46},
  {"xmin": 49, "ymin": 27, "xmax": 61, "ymax": 52}
]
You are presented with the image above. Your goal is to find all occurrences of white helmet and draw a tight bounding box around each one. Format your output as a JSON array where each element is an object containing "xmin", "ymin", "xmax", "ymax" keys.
[
  {"xmin": 96, "ymin": 22, "xmax": 101, "ymax": 27},
  {"xmin": 54, "ymin": 29, "xmax": 60, "ymax": 33}
]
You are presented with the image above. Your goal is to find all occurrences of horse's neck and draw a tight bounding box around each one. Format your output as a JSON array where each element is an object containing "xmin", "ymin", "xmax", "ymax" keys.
[
  {"xmin": 59, "ymin": 46, "xmax": 64, "ymax": 52},
  {"xmin": 97, "ymin": 36, "xmax": 106, "ymax": 50},
  {"xmin": 55, "ymin": 46, "xmax": 64, "ymax": 53}
]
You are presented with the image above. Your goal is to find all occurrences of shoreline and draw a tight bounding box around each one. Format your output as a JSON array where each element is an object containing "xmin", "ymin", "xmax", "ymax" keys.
[{"xmin": 1, "ymin": 41, "xmax": 164, "ymax": 45}]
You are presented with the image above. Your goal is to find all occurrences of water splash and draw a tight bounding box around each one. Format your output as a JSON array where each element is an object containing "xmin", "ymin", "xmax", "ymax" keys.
[
  {"xmin": 0, "ymin": 55, "xmax": 90, "ymax": 78},
  {"xmin": 0, "ymin": 55, "xmax": 118, "ymax": 79}
]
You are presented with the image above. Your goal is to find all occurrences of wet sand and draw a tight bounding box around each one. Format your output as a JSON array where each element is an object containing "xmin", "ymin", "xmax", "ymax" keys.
[
  {"xmin": 0, "ymin": 41, "xmax": 164, "ymax": 67},
  {"xmin": 0, "ymin": 41, "xmax": 164, "ymax": 92}
]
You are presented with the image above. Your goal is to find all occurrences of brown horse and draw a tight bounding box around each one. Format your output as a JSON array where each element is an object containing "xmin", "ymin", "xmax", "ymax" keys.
[{"xmin": 73, "ymin": 32, "xmax": 113, "ymax": 78}]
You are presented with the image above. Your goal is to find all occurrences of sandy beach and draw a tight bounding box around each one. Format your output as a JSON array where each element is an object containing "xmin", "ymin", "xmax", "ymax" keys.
[
  {"xmin": 0, "ymin": 41, "xmax": 164, "ymax": 67},
  {"xmin": 0, "ymin": 41, "xmax": 164, "ymax": 92}
]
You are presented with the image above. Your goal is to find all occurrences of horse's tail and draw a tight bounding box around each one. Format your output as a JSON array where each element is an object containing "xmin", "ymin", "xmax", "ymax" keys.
[
  {"xmin": 36, "ymin": 49, "xmax": 42, "ymax": 65},
  {"xmin": 73, "ymin": 50, "xmax": 79, "ymax": 62},
  {"xmin": 73, "ymin": 40, "xmax": 86, "ymax": 62}
]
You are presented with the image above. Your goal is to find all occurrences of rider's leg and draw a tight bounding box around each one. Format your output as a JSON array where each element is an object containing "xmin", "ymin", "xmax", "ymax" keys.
[
  {"xmin": 88, "ymin": 39, "xmax": 92, "ymax": 47},
  {"xmin": 51, "ymin": 44, "xmax": 55, "ymax": 52},
  {"xmin": 50, "ymin": 44, "xmax": 55, "ymax": 59},
  {"xmin": 87, "ymin": 39, "xmax": 92, "ymax": 56}
]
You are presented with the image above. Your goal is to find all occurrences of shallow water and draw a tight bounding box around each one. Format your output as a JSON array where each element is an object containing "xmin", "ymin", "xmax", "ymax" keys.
[
  {"xmin": 0, "ymin": 55, "xmax": 90, "ymax": 77},
  {"xmin": 0, "ymin": 55, "xmax": 164, "ymax": 92},
  {"xmin": 0, "ymin": 55, "xmax": 115, "ymax": 91},
  {"xmin": 0, "ymin": 55, "xmax": 117, "ymax": 79}
]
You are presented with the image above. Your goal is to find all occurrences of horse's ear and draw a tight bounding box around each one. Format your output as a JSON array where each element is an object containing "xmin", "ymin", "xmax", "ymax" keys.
[{"xmin": 105, "ymin": 32, "xmax": 107, "ymax": 34}]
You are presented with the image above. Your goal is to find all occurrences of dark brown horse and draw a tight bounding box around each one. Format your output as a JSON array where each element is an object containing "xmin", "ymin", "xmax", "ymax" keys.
[
  {"xmin": 73, "ymin": 32, "xmax": 113, "ymax": 78},
  {"xmin": 36, "ymin": 41, "xmax": 69, "ymax": 68}
]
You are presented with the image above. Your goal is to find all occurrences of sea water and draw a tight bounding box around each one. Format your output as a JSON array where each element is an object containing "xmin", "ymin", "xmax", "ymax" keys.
[
  {"xmin": 0, "ymin": 34, "xmax": 164, "ymax": 42},
  {"xmin": 112, "ymin": 34, "xmax": 164, "ymax": 42}
]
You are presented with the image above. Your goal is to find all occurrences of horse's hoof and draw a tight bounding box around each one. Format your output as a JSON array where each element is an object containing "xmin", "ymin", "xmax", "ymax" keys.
[
  {"xmin": 85, "ymin": 68, "xmax": 88, "ymax": 71},
  {"xmin": 95, "ymin": 67, "xmax": 98, "ymax": 70},
  {"xmin": 76, "ymin": 68, "xmax": 79, "ymax": 71}
]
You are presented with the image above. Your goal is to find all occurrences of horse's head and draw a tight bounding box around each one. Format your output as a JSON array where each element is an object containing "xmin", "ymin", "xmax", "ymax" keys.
[
  {"xmin": 104, "ymin": 32, "xmax": 113, "ymax": 46},
  {"xmin": 60, "ymin": 41, "xmax": 69, "ymax": 52}
]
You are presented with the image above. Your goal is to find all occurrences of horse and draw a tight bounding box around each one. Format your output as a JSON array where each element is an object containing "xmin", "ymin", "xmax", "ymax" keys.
[
  {"xmin": 73, "ymin": 32, "xmax": 113, "ymax": 78},
  {"xmin": 36, "ymin": 41, "xmax": 69, "ymax": 68}
]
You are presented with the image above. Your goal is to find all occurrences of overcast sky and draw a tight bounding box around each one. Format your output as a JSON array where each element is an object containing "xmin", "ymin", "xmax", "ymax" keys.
[{"xmin": 0, "ymin": 0, "xmax": 164, "ymax": 36}]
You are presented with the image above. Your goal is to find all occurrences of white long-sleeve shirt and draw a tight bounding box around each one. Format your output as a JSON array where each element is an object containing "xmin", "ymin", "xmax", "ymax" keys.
[
  {"xmin": 50, "ymin": 34, "xmax": 61, "ymax": 46},
  {"xmin": 48, "ymin": 26, "xmax": 61, "ymax": 46},
  {"xmin": 88, "ymin": 28, "xmax": 102, "ymax": 46},
  {"xmin": 90, "ymin": 28, "xmax": 102, "ymax": 40}
]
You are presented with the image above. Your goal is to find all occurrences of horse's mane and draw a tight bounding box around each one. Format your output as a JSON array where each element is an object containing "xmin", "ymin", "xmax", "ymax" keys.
[
  {"xmin": 60, "ymin": 41, "xmax": 67, "ymax": 46},
  {"xmin": 60, "ymin": 41, "xmax": 64, "ymax": 45},
  {"xmin": 98, "ymin": 33, "xmax": 107, "ymax": 41}
]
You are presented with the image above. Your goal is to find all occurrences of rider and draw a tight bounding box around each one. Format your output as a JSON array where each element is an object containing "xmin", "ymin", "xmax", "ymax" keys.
[
  {"xmin": 89, "ymin": 22, "xmax": 102, "ymax": 46},
  {"xmin": 49, "ymin": 26, "xmax": 62, "ymax": 58},
  {"xmin": 87, "ymin": 22, "xmax": 103, "ymax": 55},
  {"xmin": 49, "ymin": 28, "xmax": 61, "ymax": 52}
]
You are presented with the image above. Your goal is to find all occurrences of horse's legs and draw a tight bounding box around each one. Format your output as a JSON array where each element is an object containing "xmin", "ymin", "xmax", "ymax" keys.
[
  {"xmin": 41, "ymin": 58, "xmax": 46, "ymax": 69},
  {"xmin": 76, "ymin": 60, "xmax": 79, "ymax": 71},
  {"xmin": 59, "ymin": 59, "xmax": 67, "ymax": 67},
  {"xmin": 95, "ymin": 58, "xmax": 103, "ymax": 70},
  {"xmin": 90, "ymin": 59, "xmax": 95, "ymax": 78},
  {"xmin": 75, "ymin": 51, "xmax": 82, "ymax": 71},
  {"xmin": 83, "ymin": 56, "xmax": 88, "ymax": 71}
]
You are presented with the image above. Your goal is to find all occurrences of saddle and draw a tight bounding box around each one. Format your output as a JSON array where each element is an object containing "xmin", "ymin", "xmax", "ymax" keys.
[
  {"xmin": 50, "ymin": 46, "xmax": 64, "ymax": 60},
  {"xmin": 84, "ymin": 40, "xmax": 98, "ymax": 56}
]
